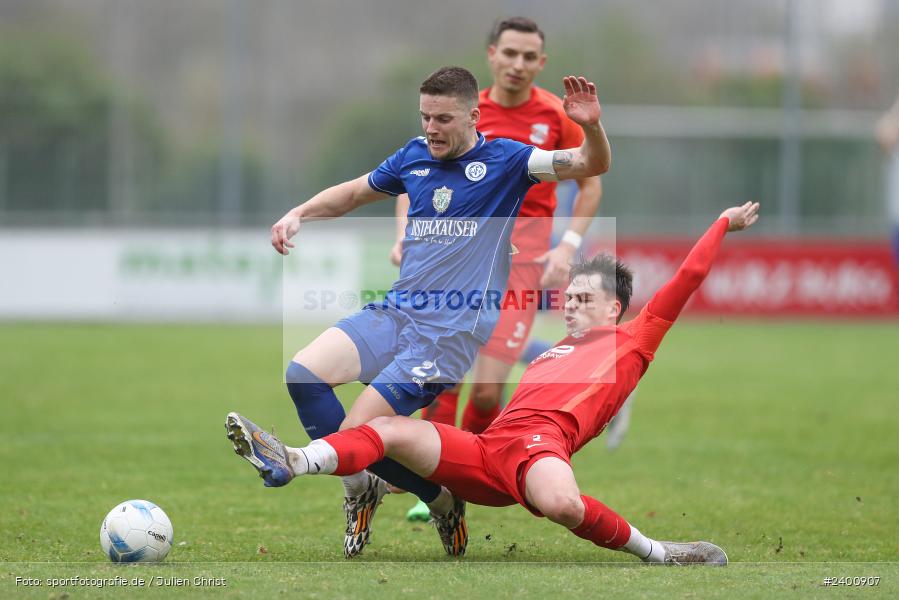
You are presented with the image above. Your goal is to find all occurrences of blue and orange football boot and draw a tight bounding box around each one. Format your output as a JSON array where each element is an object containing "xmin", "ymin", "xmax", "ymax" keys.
[{"xmin": 225, "ymin": 412, "xmax": 294, "ymax": 487}]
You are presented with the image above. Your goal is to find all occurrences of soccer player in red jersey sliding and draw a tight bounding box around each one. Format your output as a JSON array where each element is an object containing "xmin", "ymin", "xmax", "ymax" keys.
[
  {"xmin": 256, "ymin": 201, "xmax": 759, "ymax": 561},
  {"xmin": 391, "ymin": 17, "xmax": 603, "ymax": 439}
]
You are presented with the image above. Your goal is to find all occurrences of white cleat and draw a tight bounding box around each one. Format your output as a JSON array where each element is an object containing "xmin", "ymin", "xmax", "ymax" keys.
[{"xmin": 659, "ymin": 541, "xmax": 728, "ymax": 566}]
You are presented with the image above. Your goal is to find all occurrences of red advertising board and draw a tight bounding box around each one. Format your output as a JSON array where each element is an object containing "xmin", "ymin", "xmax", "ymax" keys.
[{"xmin": 612, "ymin": 239, "xmax": 899, "ymax": 317}]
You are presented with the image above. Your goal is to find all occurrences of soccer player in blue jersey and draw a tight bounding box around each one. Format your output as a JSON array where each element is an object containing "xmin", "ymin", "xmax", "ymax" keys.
[{"xmin": 226, "ymin": 66, "xmax": 611, "ymax": 558}]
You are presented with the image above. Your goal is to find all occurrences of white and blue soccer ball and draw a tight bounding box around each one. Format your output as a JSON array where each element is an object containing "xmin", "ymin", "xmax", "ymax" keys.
[{"xmin": 99, "ymin": 500, "xmax": 173, "ymax": 563}]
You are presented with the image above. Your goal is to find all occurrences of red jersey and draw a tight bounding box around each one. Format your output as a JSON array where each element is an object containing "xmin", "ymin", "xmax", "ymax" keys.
[
  {"xmin": 492, "ymin": 217, "xmax": 731, "ymax": 451},
  {"xmin": 478, "ymin": 86, "xmax": 584, "ymax": 261}
]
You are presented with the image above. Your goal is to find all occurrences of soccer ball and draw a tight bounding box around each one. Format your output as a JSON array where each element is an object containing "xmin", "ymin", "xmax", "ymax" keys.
[{"xmin": 99, "ymin": 500, "xmax": 173, "ymax": 563}]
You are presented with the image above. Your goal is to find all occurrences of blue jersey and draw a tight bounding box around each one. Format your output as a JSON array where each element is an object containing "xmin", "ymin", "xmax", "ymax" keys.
[{"xmin": 368, "ymin": 133, "xmax": 538, "ymax": 342}]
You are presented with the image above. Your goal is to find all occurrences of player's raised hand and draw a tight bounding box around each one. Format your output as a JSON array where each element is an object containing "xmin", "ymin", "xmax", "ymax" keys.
[
  {"xmin": 535, "ymin": 244, "xmax": 576, "ymax": 289},
  {"xmin": 271, "ymin": 211, "xmax": 301, "ymax": 255},
  {"xmin": 562, "ymin": 76, "xmax": 601, "ymax": 127},
  {"xmin": 720, "ymin": 201, "xmax": 760, "ymax": 232}
]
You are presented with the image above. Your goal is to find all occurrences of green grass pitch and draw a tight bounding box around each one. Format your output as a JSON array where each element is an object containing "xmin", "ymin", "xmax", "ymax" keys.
[{"xmin": 1, "ymin": 320, "xmax": 897, "ymax": 598}]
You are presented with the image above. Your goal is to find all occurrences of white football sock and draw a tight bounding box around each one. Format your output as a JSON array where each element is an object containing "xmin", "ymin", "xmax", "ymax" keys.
[
  {"xmin": 341, "ymin": 471, "xmax": 369, "ymax": 497},
  {"xmin": 426, "ymin": 486, "xmax": 454, "ymax": 516},
  {"xmin": 621, "ymin": 526, "xmax": 666, "ymax": 563},
  {"xmin": 285, "ymin": 439, "xmax": 338, "ymax": 475}
]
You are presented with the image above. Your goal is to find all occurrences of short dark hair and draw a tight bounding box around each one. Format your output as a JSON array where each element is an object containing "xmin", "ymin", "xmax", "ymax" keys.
[
  {"xmin": 569, "ymin": 253, "xmax": 634, "ymax": 322},
  {"xmin": 487, "ymin": 17, "xmax": 545, "ymax": 47},
  {"xmin": 419, "ymin": 66, "xmax": 479, "ymax": 108}
]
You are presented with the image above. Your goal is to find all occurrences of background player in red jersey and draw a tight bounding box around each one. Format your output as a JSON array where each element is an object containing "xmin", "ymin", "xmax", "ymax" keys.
[
  {"xmin": 261, "ymin": 201, "xmax": 760, "ymax": 561},
  {"xmin": 392, "ymin": 18, "xmax": 603, "ymax": 440}
]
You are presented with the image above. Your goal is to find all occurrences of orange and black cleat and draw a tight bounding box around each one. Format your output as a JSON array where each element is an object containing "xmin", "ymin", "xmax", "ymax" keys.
[
  {"xmin": 343, "ymin": 472, "xmax": 388, "ymax": 558},
  {"xmin": 431, "ymin": 495, "xmax": 468, "ymax": 557}
]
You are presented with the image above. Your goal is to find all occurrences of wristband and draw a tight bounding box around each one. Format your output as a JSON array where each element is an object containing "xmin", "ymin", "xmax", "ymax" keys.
[{"xmin": 561, "ymin": 229, "xmax": 583, "ymax": 249}]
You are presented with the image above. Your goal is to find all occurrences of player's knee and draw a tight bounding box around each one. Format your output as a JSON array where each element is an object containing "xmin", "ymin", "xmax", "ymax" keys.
[
  {"xmin": 285, "ymin": 361, "xmax": 329, "ymax": 404},
  {"xmin": 468, "ymin": 382, "xmax": 502, "ymax": 410},
  {"xmin": 365, "ymin": 416, "xmax": 406, "ymax": 451},
  {"xmin": 366, "ymin": 415, "xmax": 394, "ymax": 433},
  {"xmin": 289, "ymin": 352, "xmax": 342, "ymax": 387},
  {"xmin": 539, "ymin": 493, "xmax": 585, "ymax": 528}
]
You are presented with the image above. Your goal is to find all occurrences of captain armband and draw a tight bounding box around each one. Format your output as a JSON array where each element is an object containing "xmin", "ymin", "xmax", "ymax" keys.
[{"xmin": 527, "ymin": 148, "xmax": 559, "ymax": 182}]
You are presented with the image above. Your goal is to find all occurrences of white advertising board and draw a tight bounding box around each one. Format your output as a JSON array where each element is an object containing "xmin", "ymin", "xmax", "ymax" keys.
[{"xmin": 0, "ymin": 229, "xmax": 361, "ymax": 322}]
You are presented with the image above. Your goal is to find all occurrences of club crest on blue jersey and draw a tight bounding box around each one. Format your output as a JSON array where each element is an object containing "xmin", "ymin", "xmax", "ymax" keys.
[
  {"xmin": 432, "ymin": 186, "xmax": 453, "ymax": 213},
  {"xmin": 465, "ymin": 161, "xmax": 487, "ymax": 182}
]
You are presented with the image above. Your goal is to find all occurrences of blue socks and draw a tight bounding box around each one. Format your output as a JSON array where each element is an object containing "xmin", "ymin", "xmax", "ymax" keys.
[
  {"xmin": 286, "ymin": 361, "xmax": 345, "ymax": 440},
  {"xmin": 367, "ymin": 459, "xmax": 441, "ymax": 503}
]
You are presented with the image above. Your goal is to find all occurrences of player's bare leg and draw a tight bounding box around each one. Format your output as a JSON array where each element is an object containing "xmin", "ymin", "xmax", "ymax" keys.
[
  {"xmin": 523, "ymin": 457, "xmax": 586, "ymax": 527},
  {"xmin": 285, "ymin": 326, "xmax": 361, "ymax": 446},
  {"xmin": 292, "ymin": 327, "xmax": 362, "ymax": 386},
  {"xmin": 366, "ymin": 416, "xmax": 442, "ymax": 475},
  {"xmin": 464, "ymin": 354, "xmax": 515, "ymax": 432},
  {"xmin": 524, "ymin": 457, "xmax": 726, "ymax": 565},
  {"xmin": 341, "ymin": 386, "xmax": 398, "ymax": 429}
]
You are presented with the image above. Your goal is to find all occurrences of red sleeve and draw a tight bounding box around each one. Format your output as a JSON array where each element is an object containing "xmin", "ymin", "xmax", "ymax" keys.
[
  {"xmin": 621, "ymin": 217, "xmax": 729, "ymax": 359},
  {"xmin": 646, "ymin": 217, "xmax": 729, "ymax": 321}
]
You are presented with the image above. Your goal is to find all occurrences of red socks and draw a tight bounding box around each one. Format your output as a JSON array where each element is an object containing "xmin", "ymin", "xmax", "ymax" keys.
[
  {"xmin": 461, "ymin": 401, "xmax": 500, "ymax": 434},
  {"xmin": 423, "ymin": 392, "xmax": 500, "ymax": 434},
  {"xmin": 422, "ymin": 391, "xmax": 500, "ymax": 434},
  {"xmin": 570, "ymin": 495, "xmax": 632, "ymax": 549},
  {"xmin": 321, "ymin": 425, "xmax": 385, "ymax": 475},
  {"xmin": 422, "ymin": 391, "xmax": 459, "ymax": 426}
]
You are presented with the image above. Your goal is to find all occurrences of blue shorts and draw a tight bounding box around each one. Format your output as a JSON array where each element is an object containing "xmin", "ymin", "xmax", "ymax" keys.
[{"xmin": 335, "ymin": 304, "xmax": 481, "ymax": 416}]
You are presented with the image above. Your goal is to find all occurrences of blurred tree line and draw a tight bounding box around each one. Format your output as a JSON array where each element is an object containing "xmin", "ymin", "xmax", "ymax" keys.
[
  {"xmin": 0, "ymin": 30, "xmax": 145, "ymax": 214},
  {"xmin": 0, "ymin": 27, "xmax": 269, "ymax": 222},
  {"xmin": 0, "ymin": 6, "xmax": 890, "ymax": 231}
]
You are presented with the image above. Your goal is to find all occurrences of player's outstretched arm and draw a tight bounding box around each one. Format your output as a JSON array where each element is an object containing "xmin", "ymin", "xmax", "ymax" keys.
[
  {"xmin": 536, "ymin": 176, "xmax": 602, "ymax": 288},
  {"xmin": 646, "ymin": 202, "xmax": 760, "ymax": 322},
  {"xmin": 531, "ymin": 76, "xmax": 610, "ymax": 182},
  {"xmin": 271, "ymin": 174, "xmax": 391, "ymax": 255}
]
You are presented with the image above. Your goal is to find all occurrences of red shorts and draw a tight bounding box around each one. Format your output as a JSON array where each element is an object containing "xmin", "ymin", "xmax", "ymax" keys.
[
  {"xmin": 480, "ymin": 262, "xmax": 544, "ymax": 364},
  {"xmin": 429, "ymin": 416, "xmax": 571, "ymax": 515}
]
